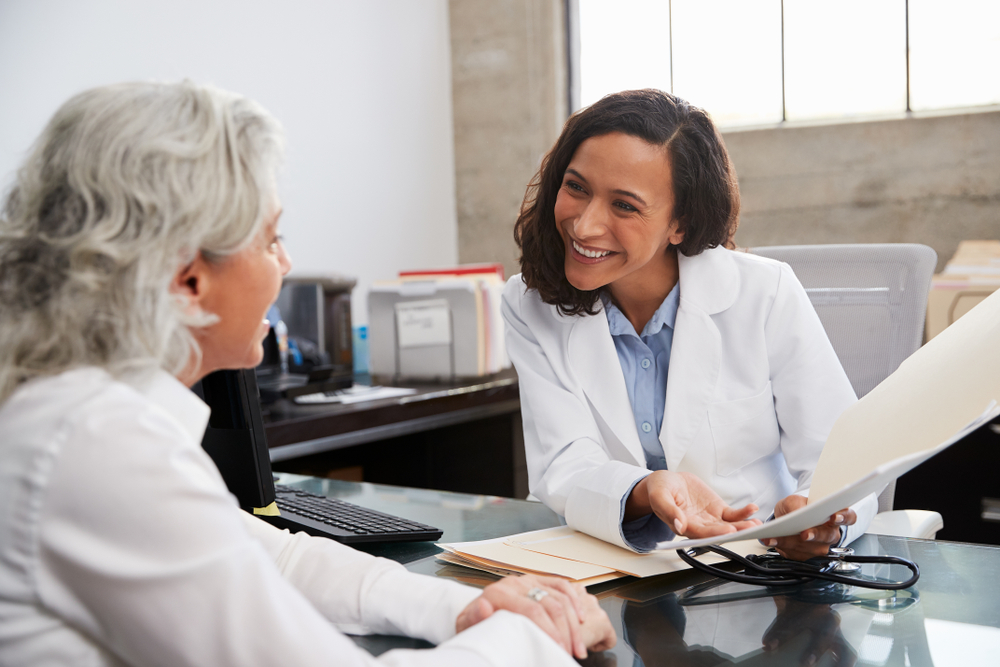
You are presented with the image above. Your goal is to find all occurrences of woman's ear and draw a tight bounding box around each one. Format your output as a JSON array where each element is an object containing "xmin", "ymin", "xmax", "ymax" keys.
[
  {"xmin": 668, "ymin": 218, "xmax": 686, "ymax": 247},
  {"xmin": 169, "ymin": 253, "xmax": 211, "ymax": 316}
]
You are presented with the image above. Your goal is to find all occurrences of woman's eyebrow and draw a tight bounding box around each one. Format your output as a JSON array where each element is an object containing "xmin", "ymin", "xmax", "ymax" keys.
[
  {"xmin": 566, "ymin": 168, "xmax": 647, "ymax": 205},
  {"xmin": 612, "ymin": 189, "xmax": 647, "ymax": 206}
]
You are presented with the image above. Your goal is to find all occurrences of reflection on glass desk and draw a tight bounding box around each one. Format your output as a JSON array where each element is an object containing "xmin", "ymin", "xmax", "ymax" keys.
[{"xmin": 277, "ymin": 474, "xmax": 1000, "ymax": 665}]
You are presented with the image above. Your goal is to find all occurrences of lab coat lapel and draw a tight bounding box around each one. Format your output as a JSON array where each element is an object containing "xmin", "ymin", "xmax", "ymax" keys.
[
  {"xmin": 568, "ymin": 307, "xmax": 646, "ymax": 467},
  {"xmin": 661, "ymin": 247, "xmax": 740, "ymax": 469}
]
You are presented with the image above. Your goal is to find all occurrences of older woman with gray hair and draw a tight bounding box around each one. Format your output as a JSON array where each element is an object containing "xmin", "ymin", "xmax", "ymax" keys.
[{"xmin": 0, "ymin": 81, "xmax": 613, "ymax": 666}]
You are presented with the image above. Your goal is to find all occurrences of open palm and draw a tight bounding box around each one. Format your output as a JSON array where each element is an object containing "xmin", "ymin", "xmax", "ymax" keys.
[{"xmin": 646, "ymin": 471, "xmax": 761, "ymax": 538}]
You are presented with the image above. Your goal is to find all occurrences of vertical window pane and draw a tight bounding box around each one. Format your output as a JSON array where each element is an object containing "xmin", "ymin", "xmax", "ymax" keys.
[
  {"xmin": 672, "ymin": 0, "xmax": 783, "ymax": 127},
  {"xmin": 578, "ymin": 0, "xmax": 671, "ymax": 109},
  {"xmin": 784, "ymin": 0, "xmax": 907, "ymax": 121},
  {"xmin": 910, "ymin": 0, "xmax": 1000, "ymax": 111}
]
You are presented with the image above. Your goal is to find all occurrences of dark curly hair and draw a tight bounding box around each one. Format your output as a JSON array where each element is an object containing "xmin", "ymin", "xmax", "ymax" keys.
[{"xmin": 514, "ymin": 89, "xmax": 740, "ymax": 316}]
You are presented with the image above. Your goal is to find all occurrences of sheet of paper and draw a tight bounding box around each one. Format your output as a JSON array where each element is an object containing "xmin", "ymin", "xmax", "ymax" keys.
[
  {"xmin": 506, "ymin": 526, "xmax": 768, "ymax": 578},
  {"xmin": 294, "ymin": 385, "xmax": 417, "ymax": 405},
  {"xmin": 654, "ymin": 288, "xmax": 1000, "ymax": 551},
  {"xmin": 395, "ymin": 299, "xmax": 452, "ymax": 348},
  {"xmin": 656, "ymin": 409, "xmax": 997, "ymax": 549},
  {"xmin": 809, "ymin": 287, "xmax": 1000, "ymax": 501},
  {"xmin": 439, "ymin": 536, "xmax": 618, "ymax": 580}
]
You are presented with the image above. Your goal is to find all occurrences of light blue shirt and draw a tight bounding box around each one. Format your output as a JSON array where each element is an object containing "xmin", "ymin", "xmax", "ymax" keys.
[
  {"xmin": 604, "ymin": 285, "xmax": 680, "ymax": 550},
  {"xmin": 604, "ymin": 284, "xmax": 679, "ymax": 471}
]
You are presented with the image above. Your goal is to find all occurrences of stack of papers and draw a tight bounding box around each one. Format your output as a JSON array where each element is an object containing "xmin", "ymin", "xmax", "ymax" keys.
[{"xmin": 438, "ymin": 526, "xmax": 767, "ymax": 585}]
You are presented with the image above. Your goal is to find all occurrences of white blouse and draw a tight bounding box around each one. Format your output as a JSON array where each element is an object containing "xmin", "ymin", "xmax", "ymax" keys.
[{"xmin": 0, "ymin": 367, "xmax": 576, "ymax": 666}]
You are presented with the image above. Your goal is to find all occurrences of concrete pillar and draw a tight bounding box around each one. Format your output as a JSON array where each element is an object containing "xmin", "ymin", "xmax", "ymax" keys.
[{"xmin": 448, "ymin": 0, "xmax": 568, "ymax": 279}]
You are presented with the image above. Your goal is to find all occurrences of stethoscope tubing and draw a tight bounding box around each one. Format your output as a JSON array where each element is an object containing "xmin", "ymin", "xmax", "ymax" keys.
[{"xmin": 675, "ymin": 545, "xmax": 920, "ymax": 590}]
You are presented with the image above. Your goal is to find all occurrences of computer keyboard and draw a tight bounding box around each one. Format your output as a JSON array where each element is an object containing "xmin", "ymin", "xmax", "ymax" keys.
[{"xmin": 270, "ymin": 485, "xmax": 444, "ymax": 545}]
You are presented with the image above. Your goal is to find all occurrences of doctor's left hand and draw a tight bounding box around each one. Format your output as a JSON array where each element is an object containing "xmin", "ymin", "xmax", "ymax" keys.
[
  {"xmin": 764, "ymin": 494, "xmax": 856, "ymax": 560},
  {"xmin": 625, "ymin": 470, "xmax": 762, "ymax": 538}
]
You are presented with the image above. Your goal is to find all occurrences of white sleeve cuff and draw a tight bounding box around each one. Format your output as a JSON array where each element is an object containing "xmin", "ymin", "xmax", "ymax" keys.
[{"xmin": 565, "ymin": 460, "xmax": 652, "ymax": 551}]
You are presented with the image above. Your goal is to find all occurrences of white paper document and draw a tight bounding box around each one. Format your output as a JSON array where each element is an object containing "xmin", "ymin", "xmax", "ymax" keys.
[
  {"xmin": 293, "ymin": 385, "xmax": 417, "ymax": 405},
  {"xmin": 656, "ymin": 287, "xmax": 1000, "ymax": 551}
]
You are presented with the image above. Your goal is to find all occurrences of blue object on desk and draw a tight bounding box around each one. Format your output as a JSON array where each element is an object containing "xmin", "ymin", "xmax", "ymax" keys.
[{"xmin": 353, "ymin": 325, "xmax": 370, "ymax": 374}]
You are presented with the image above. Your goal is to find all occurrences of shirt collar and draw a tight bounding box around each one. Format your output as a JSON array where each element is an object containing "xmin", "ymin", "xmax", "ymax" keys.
[
  {"xmin": 604, "ymin": 283, "xmax": 680, "ymax": 338},
  {"xmin": 123, "ymin": 368, "xmax": 211, "ymax": 444}
]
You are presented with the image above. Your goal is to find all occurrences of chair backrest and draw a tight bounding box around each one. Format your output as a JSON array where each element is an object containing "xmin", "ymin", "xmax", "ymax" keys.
[{"xmin": 750, "ymin": 243, "xmax": 938, "ymax": 511}]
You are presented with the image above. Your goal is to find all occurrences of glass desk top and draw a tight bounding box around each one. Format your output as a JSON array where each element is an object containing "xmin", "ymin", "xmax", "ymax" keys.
[{"xmin": 277, "ymin": 474, "xmax": 1000, "ymax": 665}]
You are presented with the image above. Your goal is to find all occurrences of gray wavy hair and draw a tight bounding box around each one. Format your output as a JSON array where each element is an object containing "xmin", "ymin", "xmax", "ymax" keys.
[{"xmin": 0, "ymin": 81, "xmax": 284, "ymax": 402}]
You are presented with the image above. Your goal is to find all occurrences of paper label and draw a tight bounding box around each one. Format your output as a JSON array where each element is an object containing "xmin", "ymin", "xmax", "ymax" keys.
[{"xmin": 395, "ymin": 299, "xmax": 452, "ymax": 348}]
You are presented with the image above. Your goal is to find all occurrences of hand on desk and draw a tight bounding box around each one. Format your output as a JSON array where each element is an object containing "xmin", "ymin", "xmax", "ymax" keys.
[
  {"xmin": 763, "ymin": 494, "xmax": 855, "ymax": 561},
  {"xmin": 625, "ymin": 471, "xmax": 761, "ymax": 538},
  {"xmin": 456, "ymin": 574, "xmax": 616, "ymax": 659}
]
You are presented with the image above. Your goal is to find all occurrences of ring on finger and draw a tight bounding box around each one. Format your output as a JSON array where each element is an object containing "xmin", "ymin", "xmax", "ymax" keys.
[{"xmin": 526, "ymin": 587, "xmax": 549, "ymax": 603}]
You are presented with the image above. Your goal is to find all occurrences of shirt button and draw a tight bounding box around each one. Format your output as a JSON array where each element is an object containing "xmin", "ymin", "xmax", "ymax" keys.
[
  {"xmin": 641, "ymin": 422, "xmax": 652, "ymax": 433},
  {"xmin": 640, "ymin": 359, "xmax": 652, "ymax": 369}
]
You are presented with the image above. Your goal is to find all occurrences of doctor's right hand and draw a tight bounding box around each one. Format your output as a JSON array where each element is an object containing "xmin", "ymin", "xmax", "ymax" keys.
[{"xmin": 625, "ymin": 470, "xmax": 761, "ymax": 538}]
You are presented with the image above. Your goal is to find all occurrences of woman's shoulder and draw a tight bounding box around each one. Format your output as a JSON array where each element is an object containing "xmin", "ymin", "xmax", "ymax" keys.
[
  {"xmin": 679, "ymin": 247, "xmax": 791, "ymax": 315},
  {"xmin": 1, "ymin": 367, "xmax": 203, "ymax": 466},
  {"xmin": 502, "ymin": 274, "xmax": 592, "ymax": 328},
  {"xmin": 503, "ymin": 273, "xmax": 551, "ymax": 316},
  {"xmin": 2, "ymin": 367, "xmax": 122, "ymax": 433}
]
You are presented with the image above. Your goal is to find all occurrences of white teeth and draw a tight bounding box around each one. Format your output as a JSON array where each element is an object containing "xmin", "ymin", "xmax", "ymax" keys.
[{"xmin": 573, "ymin": 240, "xmax": 611, "ymax": 259}]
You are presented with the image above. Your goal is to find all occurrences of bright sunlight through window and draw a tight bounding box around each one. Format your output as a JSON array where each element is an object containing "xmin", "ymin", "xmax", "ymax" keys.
[{"xmin": 577, "ymin": 0, "xmax": 1000, "ymax": 127}]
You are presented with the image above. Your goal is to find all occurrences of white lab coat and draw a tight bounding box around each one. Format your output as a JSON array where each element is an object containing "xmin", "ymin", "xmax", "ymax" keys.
[{"xmin": 502, "ymin": 245, "xmax": 877, "ymax": 551}]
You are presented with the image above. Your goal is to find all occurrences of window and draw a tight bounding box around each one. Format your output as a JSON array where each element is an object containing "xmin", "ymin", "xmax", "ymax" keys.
[
  {"xmin": 574, "ymin": 0, "xmax": 1000, "ymax": 126},
  {"xmin": 671, "ymin": 0, "xmax": 783, "ymax": 127},
  {"xmin": 909, "ymin": 0, "xmax": 1000, "ymax": 111}
]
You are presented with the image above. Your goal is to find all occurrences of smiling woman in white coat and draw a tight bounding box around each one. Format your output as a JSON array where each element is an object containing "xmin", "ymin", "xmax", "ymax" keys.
[{"xmin": 503, "ymin": 89, "xmax": 876, "ymax": 561}]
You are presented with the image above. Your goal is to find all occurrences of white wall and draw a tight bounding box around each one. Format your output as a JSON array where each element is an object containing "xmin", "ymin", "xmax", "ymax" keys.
[{"xmin": 0, "ymin": 0, "xmax": 459, "ymax": 325}]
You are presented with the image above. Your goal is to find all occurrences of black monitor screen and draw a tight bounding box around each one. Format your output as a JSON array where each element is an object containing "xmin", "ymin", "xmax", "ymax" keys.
[{"xmin": 193, "ymin": 369, "xmax": 276, "ymax": 511}]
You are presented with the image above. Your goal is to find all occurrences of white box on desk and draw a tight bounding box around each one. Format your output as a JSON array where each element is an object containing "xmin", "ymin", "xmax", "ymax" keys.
[{"xmin": 368, "ymin": 280, "xmax": 482, "ymax": 379}]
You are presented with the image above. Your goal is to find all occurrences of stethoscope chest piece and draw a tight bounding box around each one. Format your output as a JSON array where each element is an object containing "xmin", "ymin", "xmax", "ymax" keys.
[{"xmin": 827, "ymin": 547, "xmax": 862, "ymax": 573}]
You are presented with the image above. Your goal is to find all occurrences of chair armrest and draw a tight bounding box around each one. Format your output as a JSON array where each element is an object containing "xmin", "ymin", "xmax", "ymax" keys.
[{"xmin": 867, "ymin": 510, "xmax": 944, "ymax": 540}]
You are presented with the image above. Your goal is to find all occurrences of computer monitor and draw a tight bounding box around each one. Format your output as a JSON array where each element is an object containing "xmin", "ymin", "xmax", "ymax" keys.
[
  {"xmin": 192, "ymin": 368, "xmax": 444, "ymax": 544},
  {"xmin": 193, "ymin": 369, "xmax": 276, "ymax": 512}
]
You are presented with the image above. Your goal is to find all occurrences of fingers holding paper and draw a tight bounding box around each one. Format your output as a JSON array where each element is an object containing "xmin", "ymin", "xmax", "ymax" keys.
[
  {"xmin": 763, "ymin": 494, "xmax": 857, "ymax": 560},
  {"xmin": 455, "ymin": 574, "xmax": 616, "ymax": 658},
  {"xmin": 625, "ymin": 470, "xmax": 762, "ymax": 539}
]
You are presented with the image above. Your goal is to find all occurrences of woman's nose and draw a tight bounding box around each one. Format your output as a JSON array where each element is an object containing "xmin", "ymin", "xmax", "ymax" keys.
[
  {"xmin": 573, "ymin": 201, "xmax": 608, "ymax": 239},
  {"xmin": 278, "ymin": 241, "xmax": 293, "ymax": 276}
]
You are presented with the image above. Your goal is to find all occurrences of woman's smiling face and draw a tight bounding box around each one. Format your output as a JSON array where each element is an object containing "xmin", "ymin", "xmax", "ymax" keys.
[{"xmin": 554, "ymin": 132, "xmax": 685, "ymax": 297}]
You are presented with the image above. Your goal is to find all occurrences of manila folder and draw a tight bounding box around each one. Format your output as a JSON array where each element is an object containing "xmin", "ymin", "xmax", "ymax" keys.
[{"xmin": 656, "ymin": 287, "xmax": 1000, "ymax": 551}]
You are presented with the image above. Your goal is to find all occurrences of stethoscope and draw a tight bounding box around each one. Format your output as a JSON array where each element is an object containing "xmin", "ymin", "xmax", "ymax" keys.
[{"xmin": 675, "ymin": 544, "xmax": 920, "ymax": 590}]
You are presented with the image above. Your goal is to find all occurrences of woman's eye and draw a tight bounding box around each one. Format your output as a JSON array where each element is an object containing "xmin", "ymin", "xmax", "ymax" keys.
[
  {"xmin": 268, "ymin": 234, "xmax": 284, "ymax": 251},
  {"xmin": 564, "ymin": 180, "xmax": 584, "ymax": 193},
  {"xmin": 615, "ymin": 201, "xmax": 637, "ymax": 212}
]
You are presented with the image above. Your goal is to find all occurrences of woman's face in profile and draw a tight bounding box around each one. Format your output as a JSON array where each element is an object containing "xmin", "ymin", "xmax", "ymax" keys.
[
  {"xmin": 554, "ymin": 132, "xmax": 684, "ymax": 296},
  {"xmin": 194, "ymin": 203, "xmax": 292, "ymax": 376}
]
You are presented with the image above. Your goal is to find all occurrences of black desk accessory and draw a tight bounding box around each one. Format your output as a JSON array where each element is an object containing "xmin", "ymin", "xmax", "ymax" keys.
[
  {"xmin": 195, "ymin": 368, "xmax": 442, "ymax": 544},
  {"xmin": 255, "ymin": 327, "xmax": 353, "ymax": 402},
  {"xmin": 676, "ymin": 545, "xmax": 919, "ymax": 590}
]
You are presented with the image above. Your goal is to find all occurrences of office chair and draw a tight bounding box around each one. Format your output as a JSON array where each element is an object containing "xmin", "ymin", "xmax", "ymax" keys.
[{"xmin": 751, "ymin": 243, "xmax": 944, "ymax": 539}]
